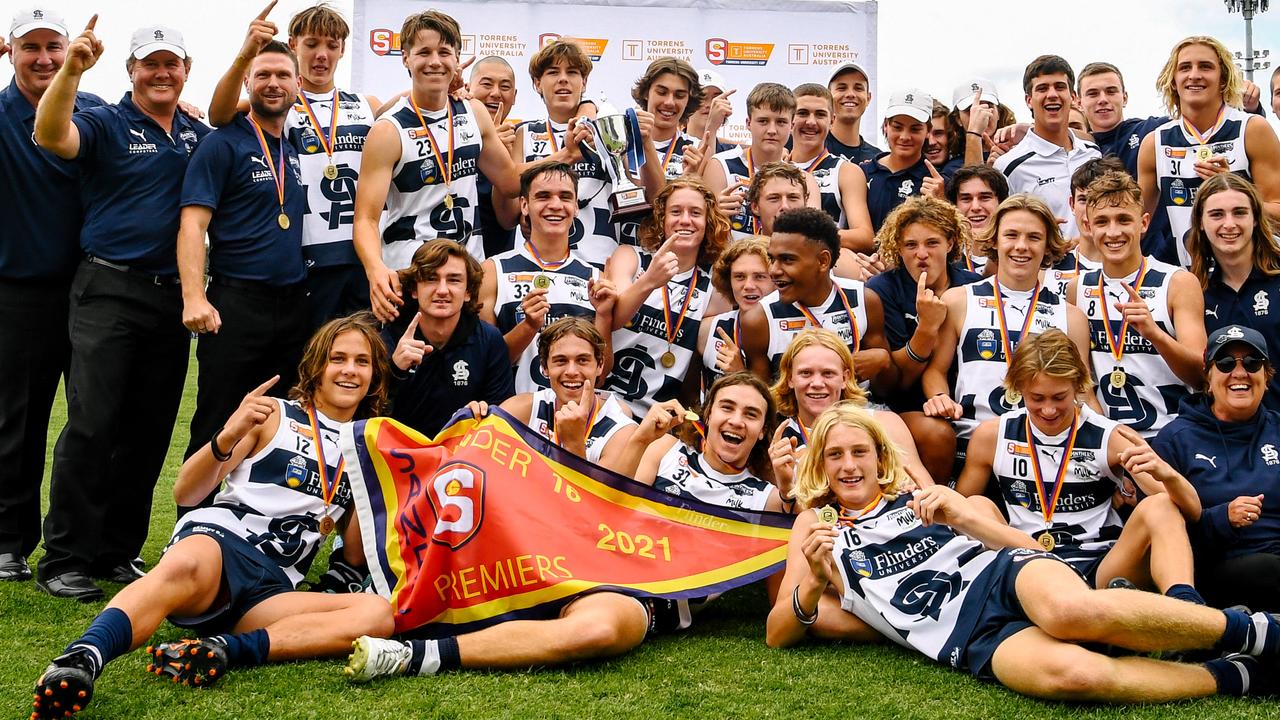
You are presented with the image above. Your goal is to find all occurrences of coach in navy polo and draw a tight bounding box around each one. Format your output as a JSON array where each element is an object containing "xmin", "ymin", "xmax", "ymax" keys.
[
  {"xmin": 31, "ymin": 19, "xmax": 207, "ymax": 600},
  {"xmin": 178, "ymin": 40, "xmax": 308, "ymax": 478},
  {"xmin": 0, "ymin": 6, "xmax": 104, "ymax": 587}
]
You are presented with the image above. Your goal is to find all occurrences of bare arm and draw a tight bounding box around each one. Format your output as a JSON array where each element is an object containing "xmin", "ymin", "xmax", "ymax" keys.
[
  {"xmin": 1137, "ymin": 134, "xmax": 1159, "ymax": 221},
  {"xmin": 740, "ymin": 302, "xmax": 772, "ymax": 383},
  {"xmin": 954, "ymin": 418, "xmax": 997, "ymax": 497},
  {"xmin": 353, "ymin": 121, "xmax": 403, "ymax": 321},
  {"xmin": 1066, "ymin": 304, "xmax": 1104, "ymax": 412},
  {"xmin": 174, "ymin": 376, "xmax": 280, "ymax": 506},
  {"xmin": 1245, "ymin": 115, "xmax": 1280, "ymax": 228},
  {"xmin": 836, "ymin": 162, "xmax": 874, "ymax": 253},
  {"xmin": 178, "ymin": 205, "xmax": 220, "ymax": 334}
]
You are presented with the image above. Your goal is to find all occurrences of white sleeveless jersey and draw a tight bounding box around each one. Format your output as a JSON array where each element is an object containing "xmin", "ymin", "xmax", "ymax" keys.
[
  {"xmin": 714, "ymin": 145, "xmax": 757, "ymax": 240},
  {"xmin": 792, "ymin": 153, "xmax": 847, "ymax": 228},
  {"xmin": 491, "ymin": 244, "xmax": 599, "ymax": 393},
  {"xmin": 528, "ymin": 388, "xmax": 636, "ymax": 464},
  {"xmin": 778, "ymin": 416, "xmax": 811, "ymax": 449},
  {"xmin": 700, "ymin": 310, "xmax": 741, "ymax": 395},
  {"xmin": 286, "ymin": 89, "xmax": 375, "ymax": 268},
  {"xmin": 378, "ymin": 96, "xmax": 485, "ymax": 268},
  {"xmin": 170, "ymin": 399, "xmax": 352, "ymax": 587},
  {"xmin": 1075, "ymin": 258, "xmax": 1191, "ymax": 437},
  {"xmin": 653, "ymin": 441, "xmax": 773, "ymax": 511},
  {"xmin": 760, "ymin": 277, "xmax": 870, "ymax": 373},
  {"xmin": 1044, "ymin": 251, "xmax": 1101, "ymax": 300},
  {"xmin": 991, "ymin": 406, "xmax": 1124, "ymax": 567},
  {"xmin": 832, "ymin": 494, "xmax": 1004, "ymax": 669},
  {"xmin": 518, "ymin": 118, "xmax": 618, "ymax": 267},
  {"xmin": 603, "ymin": 250, "xmax": 716, "ymax": 415},
  {"xmin": 954, "ymin": 279, "xmax": 1069, "ymax": 440},
  {"xmin": 1153, "ymin": 106, "xmax": 1252, "ymax": 267}
]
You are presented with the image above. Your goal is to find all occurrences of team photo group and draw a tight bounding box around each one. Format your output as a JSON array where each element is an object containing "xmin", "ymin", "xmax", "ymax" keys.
[{"xmin": 5, "ymin": 0, "xmax": 1280, "ymax": 716}]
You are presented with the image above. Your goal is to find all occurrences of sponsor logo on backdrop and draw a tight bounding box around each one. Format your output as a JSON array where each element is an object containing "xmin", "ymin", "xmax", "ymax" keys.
[
  {"xmin": 621, "ymin": 38, "xmax": 693, "ymax": 62},
  {"xmin": 369, "ymin": 28, "xmax": 401, "ymax": 56},
  {"xmin": 705, "ymin": 38, "xmax": 773, "ymax": 66},
  {"xmin": 539, "ymin": 33, "xmax": 608, "ymax": 61},
  {"xmin": 786, "ymin": 43, "xmax": 859, "ymax": 66}
]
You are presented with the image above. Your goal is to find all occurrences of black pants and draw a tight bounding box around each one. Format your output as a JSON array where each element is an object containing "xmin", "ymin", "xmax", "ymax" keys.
[
  {"xmin": 0, "ymin": 278, "xmax": 70, "ymax": 559},
  {"xmin": 184, "ymin": 279, "xmax": 310, "ymax": 465},
  {"xmin": 305, "ymin": 263, "xmax": 369, "ymax": 331},
  {"xmin": 39, "ymin": 262, "xmax": 188, "ymax": 579},
  {"xmin": 1198, "ymin": 551, "xmax": 1280, "ymax": 613}
]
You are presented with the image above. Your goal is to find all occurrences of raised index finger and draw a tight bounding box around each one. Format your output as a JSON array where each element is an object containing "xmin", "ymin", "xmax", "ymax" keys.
[
  {"xmin": 721, "ymin": 89, "xmax": 737, "ymax": 101},
  {"xmin": 85, "ymin": 13, "xmax": 98, "ymax": 31},
  {"xmin": 251, "ymin": 374, "xmax": 280, "ymax": 397},
  {"xmin": 402, "ymin": 311, "xmax": 422, "ymax": 340},
  {"xmin": 257, "ymin": 0, "xmax": 278, "ymax": 21},
  {"xmin": 925, "ymin": 159, "xmax": 942, "ymax": 179}
]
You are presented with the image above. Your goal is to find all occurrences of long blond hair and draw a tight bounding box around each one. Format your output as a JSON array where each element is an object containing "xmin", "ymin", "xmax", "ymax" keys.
[
  {"xmin": 1156, "ymin": 36, "xmax": 1243, "ymax": 117},
  {"xmin": 770, "ymin": 329, "xmax": 867, "ymax": 418},
  {"xmin": 793, "ymin": 403, "xmax": 908, "ymax": 510}
]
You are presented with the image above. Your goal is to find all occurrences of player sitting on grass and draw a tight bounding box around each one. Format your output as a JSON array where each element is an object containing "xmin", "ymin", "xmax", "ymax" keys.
[{"xmin": 31, "ymin": 314, "xmax": 394, "ymax": 718}]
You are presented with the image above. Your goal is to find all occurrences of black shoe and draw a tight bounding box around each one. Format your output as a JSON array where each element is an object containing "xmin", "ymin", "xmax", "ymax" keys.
[
  {"xmin": 36, "ymin": 572, "xmax": 105, "ymax": 602},
  {"xmin": 93, "ymin": 559, "xmax": 146, "ymax": 585},
  {"xmin": 146, "ymin": 637, "xmax": 228, "ymax": 688},
  {"xmin": 32, "ymin": 648, "xmax": 96, "ymax": 719},
  {"xmin": 0, "ymin": 552, "xmax": 31, "ymax": 581}
]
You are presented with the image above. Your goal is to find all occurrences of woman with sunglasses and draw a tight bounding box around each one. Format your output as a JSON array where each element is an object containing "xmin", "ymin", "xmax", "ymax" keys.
[{"xmin": 1153, "ymin": 325, "xmax": 1280, "ymax": 611}]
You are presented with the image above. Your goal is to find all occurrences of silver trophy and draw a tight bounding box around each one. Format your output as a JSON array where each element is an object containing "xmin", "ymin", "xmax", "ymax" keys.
[{"xmin": 588, "ymin": 96, "xmax": 652, "ymax": 222}]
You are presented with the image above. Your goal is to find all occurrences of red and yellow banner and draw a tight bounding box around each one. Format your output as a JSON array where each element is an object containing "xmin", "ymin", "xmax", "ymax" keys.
[{"xmin": 340, "ymin": 409, "xmax": 791, "ymax": 636}]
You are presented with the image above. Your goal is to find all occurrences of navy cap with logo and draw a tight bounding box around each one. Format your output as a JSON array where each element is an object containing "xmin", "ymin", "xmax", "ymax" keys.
[{"xmin": 1205, "ymin": 324, "xmax": 1270, "ymax": 367}]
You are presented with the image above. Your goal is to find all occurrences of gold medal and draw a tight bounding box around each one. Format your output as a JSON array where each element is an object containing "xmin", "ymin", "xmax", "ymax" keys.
[
  {"xmin": 323, "ymin": 163, "xmax": 339, "ymax": 180},
  {"xmin": 1004, "ymin": 388, "xmax": 1022, "ymax": 406},
  {"xmin": 277, "ymin": 212, "xmax": 290, "ymax": 230},
  {"xmin": 1109, "ymin": 368, "xmax": 1127, "ymax": 389},
  {"xmin": 444, "ymin": 194, "xmax": 455, "ymax": 210},
  {"xmin": 683, "ymin": 410, "xmax": 700, "ymax": 423},
  {"xmin": 1037, "ymin": 531, "xmax": 1056, "ymax": 552},
  {"xmin": 319, "ymin": 514, "xmax": 335, "ymax": 536},
  {"xmin": 817, "ymin": 505, "xmax": 839, "ymax": 525},
  {"xmin": 1196, "ymin": 145, "xmax": 1212, "ymax": 162},
  {"xmin": 661, "ymin": 350, "xmax": 677, "ymax": 368},
  {"xmin": 533, "ymin": 274, "xmax": 551, "ymax": 289}
]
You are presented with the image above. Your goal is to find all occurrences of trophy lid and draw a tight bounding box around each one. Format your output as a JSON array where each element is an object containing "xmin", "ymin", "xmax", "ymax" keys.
[{"xmin": 594, "ymin": 93, "xmax": 623, "ymax": 119}]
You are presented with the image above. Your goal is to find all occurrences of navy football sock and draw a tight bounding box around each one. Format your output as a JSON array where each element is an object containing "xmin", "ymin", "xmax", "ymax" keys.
[
  {"xmin": 213, "ymin": 629, "xmax": 270, "ymax": 668},
  {"xmin": 1164, "ymin": 584, "xmax": 1205, "ymax": 605},
  {"xmin": 65, "ymin": 608, "xmax": 133, "ymax": 678}
]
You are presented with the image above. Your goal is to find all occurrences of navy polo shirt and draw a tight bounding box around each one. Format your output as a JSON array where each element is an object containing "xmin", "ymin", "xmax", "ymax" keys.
[
  {"xmin": 867, "ymin": 262, "xmax": 982, "ymax": 414},
  {"xmin": 181, "ymin": 113, "xmax": 307, "ymax": 285},
  {"xmin": 381, "ymin": 310, "xmax": 516, "ymax": 436},
  {"xmin": 72, "ymin": 92, "xmax": 209, "ymax": 275},
  {"xmin": 825, "ymin": 133, "xmax": 881, "ymax": 164},
  {"xmin": 1203, "ymin": 267, "xmax": 1280, "ymax": 411},
  {"xmin": 860, "ymin": 152, "xmax": 930, "ymax": 231},
  {"xmin": 0, "ymin": 78, "xmax": 105, "ymax": 281}
]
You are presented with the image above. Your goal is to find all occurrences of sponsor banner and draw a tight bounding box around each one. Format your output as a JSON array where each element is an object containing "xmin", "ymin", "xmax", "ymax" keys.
[
  {"xmin": 353, "ymin": 0, "xmax": 877, "ymax": 143},
  {"xmin": 341, "ymin": 408, "xmax": 792, "ymax": 636}
]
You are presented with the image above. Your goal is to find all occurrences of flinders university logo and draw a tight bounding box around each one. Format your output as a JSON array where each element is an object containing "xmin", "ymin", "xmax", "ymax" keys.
[{"xmin": 706, "ymin": 38, "xmax": 773, "ymax": 66}]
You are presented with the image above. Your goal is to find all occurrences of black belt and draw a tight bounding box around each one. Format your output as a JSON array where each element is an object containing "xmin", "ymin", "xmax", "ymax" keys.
[
  {"xmin": 86, "ymin": 256, "xmax": 180, "ymax": 286},
  {"xmin": 210, "ymin": 275, "xmax": 307, "ymax": 297}
]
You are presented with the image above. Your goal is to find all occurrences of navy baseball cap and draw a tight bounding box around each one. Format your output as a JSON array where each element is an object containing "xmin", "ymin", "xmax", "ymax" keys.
[{"xmin": 1205, "ymin": 325, "xmax": 1270, "ymax": 366}]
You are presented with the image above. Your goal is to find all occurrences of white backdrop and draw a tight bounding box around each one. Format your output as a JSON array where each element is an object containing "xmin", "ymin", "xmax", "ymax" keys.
[{"xmin": 352, "ymin": 0, "xmax": 877, "ymax": 142}]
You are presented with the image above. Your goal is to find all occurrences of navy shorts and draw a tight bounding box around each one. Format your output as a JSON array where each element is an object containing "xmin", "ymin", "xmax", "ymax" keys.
[
  {"xmin": 964, "ymin": 548, "xmax": 1078, "ymax": 681},
  {"xmin": 166, "ymin": 522, "xmax": 296, "ymax": 636}
]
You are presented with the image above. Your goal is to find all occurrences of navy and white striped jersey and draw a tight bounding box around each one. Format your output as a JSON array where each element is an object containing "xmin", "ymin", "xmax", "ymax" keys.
[
  {"xmin": 653, "ymin": 441, "xmax": 773, "ymax": 511},
  {"xmin": 528, "ymin": 388, "xmax": 635, "ymax": 464},
  {"xmin": 518, "ymin": 118, "xmax": 618, "ymax": 267}
]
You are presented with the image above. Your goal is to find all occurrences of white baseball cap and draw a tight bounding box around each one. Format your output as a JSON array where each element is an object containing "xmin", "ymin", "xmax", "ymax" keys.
[
  {"xmin": 10, "ymin": 6, "xmax": 68, "ymax": 38},
  {"xmin": 883, "ymin": 89, "xmax": 933, "ymax": 123},
  {"xmin": 697, "ymin": 68, "xmax": 727, "ymax": 93},
  {"xmin": 129, "ymin": 25, "xmax": 186, "ymax": 60},
  {"xmin": 952, "ymin": 78, "xmax": 1000, "ymax": 110},
  {"xmin": 827, "ymin": 61, "xmax": 870, "ymax": 87}
]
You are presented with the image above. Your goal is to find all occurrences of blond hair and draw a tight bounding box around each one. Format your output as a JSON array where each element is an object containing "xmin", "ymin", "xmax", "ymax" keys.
[
  {"xmin": 770, "ymin": 329, "xmax": 867, "ymax": 418},
  {"xmin": 981, "ymin": 194, "xmax": 1069, "ymax": 268},
  {"xmin": 1156, "ymin": 36, "xmax": 1243, "ymax": 117},
  {"xmin": 1004, "ymin": 328, "xmax": 1093, "ymax": 396},
  {"xmin": 793, "ymin": 403, "xmax": 909, "ymax": 510}
]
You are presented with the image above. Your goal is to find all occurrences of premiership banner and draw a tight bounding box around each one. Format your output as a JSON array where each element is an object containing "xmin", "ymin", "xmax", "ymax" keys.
[
  {"xmin": 352, "ymin": 0, "xmax": 878, "ymax": 143},
  {"xmin": 340, "ymin": 408, "xmax": 792, "ymax": 636}
]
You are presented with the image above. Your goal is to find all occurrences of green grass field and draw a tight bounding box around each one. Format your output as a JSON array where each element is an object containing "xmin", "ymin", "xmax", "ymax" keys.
[{"xmin": 0, "ymin": 353, "xmax": 1273, "ymax": 718}]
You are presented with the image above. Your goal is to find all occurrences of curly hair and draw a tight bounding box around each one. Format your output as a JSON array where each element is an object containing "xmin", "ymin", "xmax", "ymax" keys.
[
  {"xmin": 875, "ymin": 196, "xmax": 971, "ymax": 269},
  {"xmin": 1004, "ymin": 328, "xmax": 1092, "ymax": 397},
  {"xmin": 793, "ymin": 402, "xmax": 909, "ymax": 510},
  {"xmin": 710, "ymin": 236, "xmax": 770, "ymax": 300},
  {"xmin": 1187, "ymin": 173, "xmax": 1280, "ymax": 287},
  {"xmin": 290, "ymin": 312, "xmax": 390, "ymax": 419},
  {"xmin": 770, "ymin": 328, "xmax": 867, "ymax": 419},
  {"xmin": 636, "ymin": 178, "xmax": 729, "ymax": 268},
  {"xmin": 397, "ymin": 239, "xmax": 485, "ymax": 315},
  {"xmin": 774, "ymin": 207, "xmax": 841, "ymax": 262},
  {"xmin": 631, "ymin": 57, "xmax": 702, "ymax": 121},
  {"xmin": 1156, "ymin": 36, "xmax": 1243, "ymax": 117},
  {"xmin": 678, "ymin": 372, "xmax": 776, "ymax": 480},
  {"xmin": 979, "ymin": 194, "xmax": 1069, "ymax": 268}
]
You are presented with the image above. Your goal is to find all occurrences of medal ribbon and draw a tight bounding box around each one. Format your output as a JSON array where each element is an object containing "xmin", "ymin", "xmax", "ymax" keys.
[
  {"xmin": 795, "ymin": 418, "xmax": 810, "ymax": 447},
  {"xmin": 1098, "ymin": 259, "xmax": 1149, "ymax": 365},
  {"xmin": 1024, "ymin": 411, "xmax": 1080, "ymax": 527},
  {"xmin": 662, "ymin": 267, "xmax": 699, "ymax": 347},
  {"xmin": 525, "ymin": 240, "xmax": 570, "ymax": 271},
  {"xmin": 296, "ymin": 88, "xmax": 339, "ymax": 162},
  {"xmin": 410, "ymin": 96, "xmax": 454, "ymax": 191},
  {"xmin": 794, "ymin": 285, "xmax": 861, "ymax": 352},
  {"xmin": 837, "ymin": 492, "xmax": 884, "ymax": 526},
  {"xmin": 659, "ymin": 136, "xmax": 681, "ymax": 173},
  {"xmin": 802, "ymin": 149, "xmax": 830, "ymax": 174},
  {"xmin": 1182, "ymin": 104, "xmax": 1227, "ymax": 146},
  {"xmin": 551, "ymin": 394, "xmax": 600, "ymax": 447},
  {"xmin": 248, "ymin": 115, "xmax": 287, "ymax": 216},
  {"xmin": 743, "ymin": 147, "xmax": 760, "ymax": 233},
  {"xmin": 306, "ymin": 405, "xmax": 346, "ymax": 512},
  {"xmin": 992, "ymin": 277, "xmax": 1041, "ymax": 366},
  {"xmin": 545, "ymin": 118, "xmax": 559, "ymax": 154}
]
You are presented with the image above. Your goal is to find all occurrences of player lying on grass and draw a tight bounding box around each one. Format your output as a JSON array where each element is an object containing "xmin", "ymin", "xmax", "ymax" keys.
[
  {"xmin": 765, "ymin": 401, "xmax": 1280, "ymax": 702},
  {"xmin": 31, "ymin": 314, "xmax": 394, "ymax": 718}
]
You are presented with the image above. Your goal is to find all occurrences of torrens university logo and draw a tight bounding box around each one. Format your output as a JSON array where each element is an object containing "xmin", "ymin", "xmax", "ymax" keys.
[
  {"xmin": 705, "ymin": 38, "xmax": 773, "ymax": 66},
  {"xmin": 369, "ymin": 28, "xmax": 402, "ymax": 56},
  {"xmin": 538, "ymin": 33, "xmax": 607, "ymax": 61}
]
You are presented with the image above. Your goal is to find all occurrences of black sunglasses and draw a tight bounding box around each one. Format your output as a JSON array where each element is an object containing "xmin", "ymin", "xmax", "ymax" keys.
[{"xmin": 1213, "ymin": 355, "xmax": 1267, "ymax": 373}]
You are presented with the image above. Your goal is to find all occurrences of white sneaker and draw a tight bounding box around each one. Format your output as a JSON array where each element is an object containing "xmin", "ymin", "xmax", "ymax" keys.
[{"xmin": 344, "ymin": 636, "xmax": 411, "ymax": 683}]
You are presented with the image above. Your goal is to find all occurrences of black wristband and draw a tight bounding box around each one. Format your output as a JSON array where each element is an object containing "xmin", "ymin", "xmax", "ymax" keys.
[
  {"xmin": 792, "ymin": 585, "xmax": 818, "ymax": 625},
  {"xmin": 966, "ymin": 130, "xmax": 983, "ymax": 137},
  {"xmin": 210, "ymin": 428, "xmax": 235, "ymax": 462},
  {"xmin": 905, "ymin": 341, "xmax": 931, "ymax": 364}
]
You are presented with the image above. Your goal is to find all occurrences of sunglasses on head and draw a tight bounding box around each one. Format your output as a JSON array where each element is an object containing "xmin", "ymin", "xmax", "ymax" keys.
[{"xmin": 1213, "ymin": 355, "xmax": 1266, "ymax": 373}]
